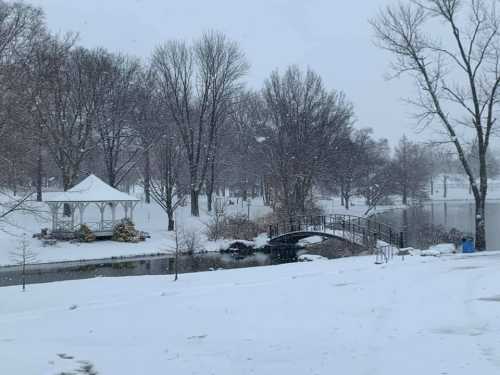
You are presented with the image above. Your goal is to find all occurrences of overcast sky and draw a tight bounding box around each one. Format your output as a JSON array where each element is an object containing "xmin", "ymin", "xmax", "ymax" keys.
[{"xmin": 30, "ymin": 0, "xmax": 422, "ymax": 145}]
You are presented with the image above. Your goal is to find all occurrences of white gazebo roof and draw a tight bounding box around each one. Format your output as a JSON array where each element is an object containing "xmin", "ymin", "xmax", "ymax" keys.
[{"xmin": 43, "ymin": 174, "xmax": 140, "ymax": 203}]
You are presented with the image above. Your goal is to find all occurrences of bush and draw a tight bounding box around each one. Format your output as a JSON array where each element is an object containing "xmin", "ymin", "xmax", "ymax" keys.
[
  {"xmin": 206, "ymin": 214, "xmax": 263, "ymax": 241},
  {"xmin": 179, "ymin": 230, "xmax": 202, "ymax": 255},
  {"xmin": 112, "ymin": 218, "xmax": 140, "ymax": 243},
  {"xmin": 77, "ymin": 224, "xmax": 96, "ymax": 242}
]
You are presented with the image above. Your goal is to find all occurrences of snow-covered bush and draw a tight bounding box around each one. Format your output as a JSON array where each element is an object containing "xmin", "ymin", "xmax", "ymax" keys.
[
  {"xmin": 77, "ymin": 224, "xmax": 96, "ymax": 242},
  {"xmin": 112, "ymin": 218, "xmax": 139, "ymax": 243}
]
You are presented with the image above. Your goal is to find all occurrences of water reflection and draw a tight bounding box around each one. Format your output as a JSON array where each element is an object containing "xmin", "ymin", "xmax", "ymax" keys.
[
  {"xmin": 375, "ymin": 202, "xmax": 500, "ymax": 250},
  {"xmin": 0, "ymin": 253, "xmax": 272, "ymax": 288}
]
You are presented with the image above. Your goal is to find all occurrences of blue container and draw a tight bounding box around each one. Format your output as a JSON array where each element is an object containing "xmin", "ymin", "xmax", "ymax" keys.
[{"xmin": 462, "ymin": 238, "xmax": 475, "ymax": 253}]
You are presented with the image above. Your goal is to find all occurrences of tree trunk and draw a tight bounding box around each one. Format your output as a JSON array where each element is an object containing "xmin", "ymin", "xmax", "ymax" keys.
[
  {"xmin": 143, "ymin": 149, "xmax": 151, "ymax": 204},
  {"xmin": 430, "ymin": 177, "xmax": 434, "ymax": 196},
  {"xmin": 190, "ymin": 189, "xmax": 200, "ymax": 216},
  {"xmin": 443, "ymin": 175, "xmax": 448, "ymax": 199},
  {"xmin": 207, "ymin": 190, "xmax": 213, "ymax": 212},
  {"xmin": 475, "ymin": 148, "xmax": 489, "ymax": 251},
  {"xmin": 35, "ymin": 139, "xmax": 43, "ymax": 202},
  {"xmin": 402, "ymin": 184, "xmax": 408, "ymax": 205},
  {"xmin": 475, "ymin": 196, "xmax": 486, "ymax": 251},
  {"xmin": 168, "ymin": 216, "xmax": 174, "ymax": 231}
]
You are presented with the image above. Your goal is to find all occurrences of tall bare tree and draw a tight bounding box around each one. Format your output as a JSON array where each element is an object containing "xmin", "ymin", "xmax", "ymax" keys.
[
  {"xmin": 0, "ymin": 1, "xmax": 45, "ymax": 198},
  {"xmin": 42, "ymin": 46, "xmax": 105, "ymax": 192},
  {"xmin": 263, "ymin": 66, "xmax": 353, "ymax": 218},
  {"xmin": 150, "ymin": 133, "xmax": 185, "ymax": 231},
  {"xmin": 152, "ymin": 31, "xmax": 248, "ymax": 216},
  {"xmin": 95, "ymin": 51, "xmax": 141, "ymax": 187},
  {"xmin": 391, "ymin": 135, "xmax": 432, "ymax": 204},
  {"xmin": 225, "ymin": 91, "xmax": 269, "ymax": 201},
  {"xmin": 132, "ymin": 66, "xmax": 162, "ymax": 204},
  {"xmin": 371, "ymin": 0, "xmax": 500, "ymax": 250}
]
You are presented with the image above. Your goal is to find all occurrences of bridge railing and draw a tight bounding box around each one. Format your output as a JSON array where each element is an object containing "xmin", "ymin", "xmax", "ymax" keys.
[{"xmin": 268, "ymin": 214, "xmax": 404, "ymax": 250}]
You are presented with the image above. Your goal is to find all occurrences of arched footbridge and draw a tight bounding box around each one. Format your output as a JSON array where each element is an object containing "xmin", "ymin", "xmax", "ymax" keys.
[{"xmin": 268, "ymin": 214, "xmax": 404, "ymax": 262}]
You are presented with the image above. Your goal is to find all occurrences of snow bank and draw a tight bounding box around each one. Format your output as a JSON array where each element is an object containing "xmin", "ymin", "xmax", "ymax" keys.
[
  {"xmin": 2, "ymin": 253, "xmax": 500, "ymax": 374},
  {"xmin": 298, "ymin": 253, "xmax": 328, "ymax": 262},
  {"xmin": 421, "ymin": 243, "xmax": 457, "ymax": 257}
]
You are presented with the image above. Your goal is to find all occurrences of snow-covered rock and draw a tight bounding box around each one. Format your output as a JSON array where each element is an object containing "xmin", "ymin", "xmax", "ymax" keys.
[
  {"xmin": 421, "ymin": 243, "xmax": 456, "ymax": 256},
  {"xmin": 298, "ymin": 253, "xmax": 328, "ymax": 262}
]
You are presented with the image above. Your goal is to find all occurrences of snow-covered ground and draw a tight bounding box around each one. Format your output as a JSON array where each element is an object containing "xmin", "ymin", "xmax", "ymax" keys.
[
  {"xmin": 1, "ymin": 252, "xmax": 500, "ymax": 374},
  {"xmin": 430, "ymin": 178, "xmax": 500, "ymax": 201},
  {"xmin": 0, "ymin": 191, "xmax": 408, "ymax": 267},
  {"xmin": 0, "ymin": 196, "xmax": 272, "ymax": 267},
  {"xmin": 317, "ymin": 196, "xmax": 406, "ymax": 217}
]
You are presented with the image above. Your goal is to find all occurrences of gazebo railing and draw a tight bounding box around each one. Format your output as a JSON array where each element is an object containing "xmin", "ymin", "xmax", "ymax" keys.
[
  {"xmin": 55, "ymin": 220, "xmax": 117, "ymax": 233},
  {"xmin": 54, "ymin": 220, "xmax": 75, "ymax": 232}
]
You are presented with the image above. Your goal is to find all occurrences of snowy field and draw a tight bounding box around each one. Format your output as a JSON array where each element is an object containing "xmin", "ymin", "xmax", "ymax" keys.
[{"xmin": 1, "ymin": 252, "xmax": 500, "ymax": 374}]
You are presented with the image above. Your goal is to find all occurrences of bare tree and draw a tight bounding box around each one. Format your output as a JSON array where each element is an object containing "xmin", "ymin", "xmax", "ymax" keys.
[
  {"xmin": 132, "ymin": 67, "xmax": 162, "ymax": 204},
  {"xmin": 149, "ymin": 133, "xmax": 185, "ymax": 231},
  {"xmin": 95, "ymin": 51, "xmax": 142, "ymax": 187},
  {"xmin": 42, "ymin": 46, "xmax": 105, "ymax": 193},
  {"xmin": 371, "ymin": 0, "xmax": 500, "ymax": 250},
  {"xmin": 0, "ymin": 2, "xmax": 45, "ymax": 198},
  {"xmin": 225, "ymin": 91, "xmax": 268, "ymax": 202},
  {"xmin": 9, "ymin": 233, "xmax": 37, "ymax": 291},
  {"xmin": 391, "ymin": 135, "xmax": 432, "ymax": 204},
  {"xmin": 262, "ymin": 66, "xmax": 353, "ymax": 217},
  {"xmin": 0, "ymin": 1, "xmax": 44, "ymax": 136},
  {"xmin": 348, "ymin": 129, "xmax": 393, "ymax": 213},
  {"xmin": 152, "ymin": 31, "xmax": 248, "ymax": 216}
]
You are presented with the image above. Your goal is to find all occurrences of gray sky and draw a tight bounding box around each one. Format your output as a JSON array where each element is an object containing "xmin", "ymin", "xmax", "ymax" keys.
[{"xmin": 30, "ymin": 0, "xmax": 420, "ymax": 145}]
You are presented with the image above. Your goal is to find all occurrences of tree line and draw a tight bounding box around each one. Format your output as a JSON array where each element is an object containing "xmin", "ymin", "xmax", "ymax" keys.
[{"xmin": 0, "ymin": 1, "xmax": 495, "ymax": 236}]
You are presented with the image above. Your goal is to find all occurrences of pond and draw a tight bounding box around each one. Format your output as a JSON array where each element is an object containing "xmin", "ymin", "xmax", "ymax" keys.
[
  {"xmin": 374, "ymin": 201, "xmax": 500, "ymax": 250},
  {"xmin": 0, "ymin": 253, "xmax": 273, "ymax": 288}
]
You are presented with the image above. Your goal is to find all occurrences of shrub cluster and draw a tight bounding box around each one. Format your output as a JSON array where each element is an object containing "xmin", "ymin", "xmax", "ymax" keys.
[{"xmin": 112, "ymin": 218, "xmax": 140, "ymax": 243}]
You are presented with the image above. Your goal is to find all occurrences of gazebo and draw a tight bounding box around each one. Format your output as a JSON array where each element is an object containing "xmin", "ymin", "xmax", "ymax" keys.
[{"xmin": 43, "ymin": 174, "xmax": 140, "ymax": 238}]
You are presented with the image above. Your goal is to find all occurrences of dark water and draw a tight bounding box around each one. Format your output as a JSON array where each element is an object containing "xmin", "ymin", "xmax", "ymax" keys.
[
  {"xmin": 0, "ymin": 253, "xmax": 272, "ymax": 288},
  {"xmin": 375, "ymin": 202, "xmax": 500, "ymax": 250}
]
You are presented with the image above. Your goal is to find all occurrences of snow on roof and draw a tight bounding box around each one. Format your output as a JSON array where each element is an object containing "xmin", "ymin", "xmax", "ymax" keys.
[{"xmin": 43, "ymin": 174, "xmax": 140, "ymax": 203}]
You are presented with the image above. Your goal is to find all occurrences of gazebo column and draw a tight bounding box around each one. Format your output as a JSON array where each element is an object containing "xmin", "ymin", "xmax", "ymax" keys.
[
  {"xmin": 48, "ymin": 202, "xmax": 60, "ymax": 232},
  {"xmin": 130, "ymin": 202, "xmax": 138, "ymax": 222},
  {"xmin": 111, "ymin": 202, "xmax": 116, "ymax": 226},
  {"xmin": 96, "ymin": 202, "xmax": 106, "ymax": 231},
  {"xmin": 77, "ymin": 203, "xmax": 88, "ymax": 226},
  {"xmin": 123, "ymin": 202, "xmax": 129, "ymax": 220},
  {"xmin": 70, "ymin": 203, "xmax": 76, "ymax": 230}
]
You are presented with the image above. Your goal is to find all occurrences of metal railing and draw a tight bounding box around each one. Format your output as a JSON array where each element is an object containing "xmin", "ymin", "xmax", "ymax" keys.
[{"xmin": 268, "ymin": 214, "xmax": 404, "ymax": 250}]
